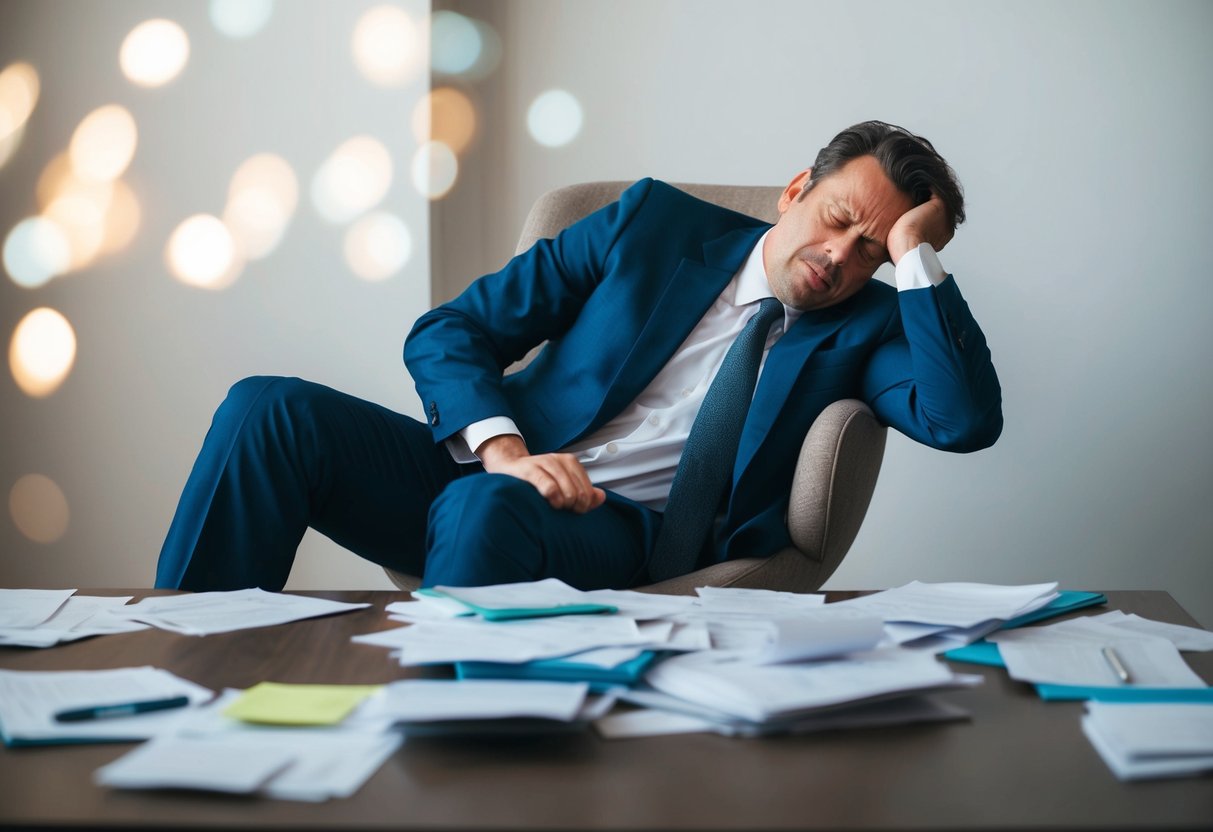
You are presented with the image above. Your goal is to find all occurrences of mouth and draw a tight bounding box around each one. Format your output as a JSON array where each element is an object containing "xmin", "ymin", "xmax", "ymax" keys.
[{"xmin": 802, "ymin": 258, "xmax": 832, "ymax": 292}]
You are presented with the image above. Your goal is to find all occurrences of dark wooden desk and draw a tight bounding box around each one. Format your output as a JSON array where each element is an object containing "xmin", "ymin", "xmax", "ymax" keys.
[{"xmin": 1, "ymin": 590, "xmax": 1210, "ymax": 830}]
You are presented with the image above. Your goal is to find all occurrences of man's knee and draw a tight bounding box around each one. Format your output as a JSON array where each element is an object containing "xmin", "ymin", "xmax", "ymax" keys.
[{"xmin": 424, "ymin": 474, "xmax": 547, "ymax": 585}]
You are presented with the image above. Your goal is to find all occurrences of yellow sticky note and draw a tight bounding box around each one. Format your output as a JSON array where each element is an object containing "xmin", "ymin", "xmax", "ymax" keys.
[{"xmin": 224, "ymin": 682, "xmax": 383, "ymax": 726}]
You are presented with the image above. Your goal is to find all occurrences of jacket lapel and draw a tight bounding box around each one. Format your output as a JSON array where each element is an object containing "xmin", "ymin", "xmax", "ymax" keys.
[
  {"xmin": 733, "ymin": 302, "xmax": 851, "ymax": 483},
  {"xmin": 592, "ymin": 225, "xmax": 767, "ymax": 428}
]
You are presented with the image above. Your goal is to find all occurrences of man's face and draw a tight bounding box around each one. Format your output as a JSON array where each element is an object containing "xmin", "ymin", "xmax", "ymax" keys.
[{"xmin": 763, "ymin": 154, "xmax": 915, "ymax": 311}]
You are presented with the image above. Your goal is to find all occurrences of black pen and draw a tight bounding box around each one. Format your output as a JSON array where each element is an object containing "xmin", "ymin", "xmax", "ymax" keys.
[{"xmin": 53, "ymin": 695, "xmax": 191, "ymax": 723}]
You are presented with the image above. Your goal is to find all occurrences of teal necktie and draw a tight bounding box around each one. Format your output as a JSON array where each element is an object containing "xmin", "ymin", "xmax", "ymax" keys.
[{"xmin": 648, "ymin": 297, "xmax": 784, "ymax": 582}]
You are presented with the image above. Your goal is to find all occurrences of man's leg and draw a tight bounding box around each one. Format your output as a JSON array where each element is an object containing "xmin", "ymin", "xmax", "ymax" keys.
[
  {"xmin": 422, "ymin": 473, "xmax": 661, "ymax": 589},
  {"xmin": 156, "ymin": 376, "xmax": 468, "ymax": 590}
]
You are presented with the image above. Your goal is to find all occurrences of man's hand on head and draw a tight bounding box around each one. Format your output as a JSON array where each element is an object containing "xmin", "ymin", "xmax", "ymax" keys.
[
  {"xmin": 475, "ymin": 434, "xmax": 607, "ymax": 514},
  {"xmin": 887, "ymin": 193, "xmax": 954, "ymax": 265}
]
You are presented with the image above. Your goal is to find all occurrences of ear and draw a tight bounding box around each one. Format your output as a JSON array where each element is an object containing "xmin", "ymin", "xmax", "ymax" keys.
[{"xmin": 777, "ymin": 169, "xmax": 812, "ymax": 214}]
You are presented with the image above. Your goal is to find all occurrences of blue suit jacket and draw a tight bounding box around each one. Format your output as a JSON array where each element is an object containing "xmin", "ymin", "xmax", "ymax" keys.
[{"xmin": 405, "ymin": 179, "xmax": 1002, "ymax": 561}]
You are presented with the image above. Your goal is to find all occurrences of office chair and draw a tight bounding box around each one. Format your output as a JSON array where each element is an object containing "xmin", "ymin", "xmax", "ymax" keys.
[{"xmin": 384, "ymin": 181, "xmax": 888, "ymax": 595}]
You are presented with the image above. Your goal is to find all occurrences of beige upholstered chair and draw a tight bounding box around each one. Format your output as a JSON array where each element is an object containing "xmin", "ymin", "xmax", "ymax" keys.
[{"xmin": 385, "ymin": 182, "xmax": 888, "ymax": 595}]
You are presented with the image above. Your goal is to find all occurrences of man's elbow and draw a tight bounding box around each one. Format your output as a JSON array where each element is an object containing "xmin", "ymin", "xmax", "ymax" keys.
[{"xmin": 933, "ymin": 402, "xmax": 1003, "ymax": 453}]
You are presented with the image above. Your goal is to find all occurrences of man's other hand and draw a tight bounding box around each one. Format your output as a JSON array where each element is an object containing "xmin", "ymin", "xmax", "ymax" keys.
[
  {"xmin": 888, "ymin": 193, "xmax": 954, "ymax": 265},
  {"xmin": 476, "ymin": 434, "xmax": 606, "ymax": 513}
]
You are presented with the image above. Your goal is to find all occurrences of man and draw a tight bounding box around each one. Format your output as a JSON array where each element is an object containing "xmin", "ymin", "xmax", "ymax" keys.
[{"xmin": 155, "ymin": 120, "xmax": 1001, "ymax": 592}]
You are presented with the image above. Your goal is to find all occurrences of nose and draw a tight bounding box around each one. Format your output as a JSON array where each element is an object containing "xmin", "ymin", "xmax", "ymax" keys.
[{"xmin": 824, "ymin": 234, "xmax": 857, "ymax": 267}]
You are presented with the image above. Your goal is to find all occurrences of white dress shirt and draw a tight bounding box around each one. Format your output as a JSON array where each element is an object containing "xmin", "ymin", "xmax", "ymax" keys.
[{"xmin": 450, "ymin": 236, "xmax": 947, "ymax": 510}]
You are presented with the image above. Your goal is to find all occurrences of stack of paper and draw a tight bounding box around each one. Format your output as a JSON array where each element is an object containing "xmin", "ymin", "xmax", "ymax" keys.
[
  {"xmin": 1081, "ymin": 702, "xmax": 1213, "ymax": 780},
  {"xmin": 833, "ymin": 581, "xmax": 1060, "ymax": 651},
  {"xmin": 112, "ymin": 588, "xmax": 371, "ymax": 635},
  {"xmin": 96, "ymin": 687, "xmax": 401, "ymax": 801},
  {"xmin": 0, "ymin": 589, "xmax": 149, "ymax": 647},
  {"xmin": 643, "ymin": 646, "xmax": 979, "ymax": 725}
]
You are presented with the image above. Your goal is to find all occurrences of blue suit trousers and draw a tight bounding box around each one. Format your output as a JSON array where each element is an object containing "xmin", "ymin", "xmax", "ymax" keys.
[{"xmin": 155, "ymin": 377, "xmax": 658, "ymax": 591}]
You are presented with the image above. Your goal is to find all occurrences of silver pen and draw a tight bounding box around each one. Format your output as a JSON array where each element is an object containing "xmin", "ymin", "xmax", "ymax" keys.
[{"xmin": 1101, "ymin": 646, "xmax": 1131, "ymax": 684}]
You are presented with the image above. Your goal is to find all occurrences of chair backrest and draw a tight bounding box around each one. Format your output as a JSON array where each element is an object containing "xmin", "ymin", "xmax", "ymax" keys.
[{"xmin": 516, "ymin": 181, "xmax": 784, "ymax": 255}]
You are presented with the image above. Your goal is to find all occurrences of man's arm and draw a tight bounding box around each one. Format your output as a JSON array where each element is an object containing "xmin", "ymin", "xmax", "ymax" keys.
[
  {"xmin": 862, "ymin": 195, "xmax": 1003, "ymax": 452},
  {"xmin": 404, "ymin": 179, "xmax": 657, "ymax": 511}
]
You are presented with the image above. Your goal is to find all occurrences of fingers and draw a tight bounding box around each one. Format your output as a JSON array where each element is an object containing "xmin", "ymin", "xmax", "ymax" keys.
[{"xmin": 513, "ymin": 453, "xmax": 605, "ymax": 513}]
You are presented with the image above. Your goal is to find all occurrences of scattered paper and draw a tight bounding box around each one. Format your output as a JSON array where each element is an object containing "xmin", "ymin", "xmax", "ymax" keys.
[
  {"xmin": 114, "ymin": 588, "xmax": 370, "ymax": 636},
  {"xmin": 95, "ymin": 736, "xmax": 295, "ymax": 793},
  {"xmin": 833, "ymin": 581, "xmax": 1059, "ymax": 628},
  {"xmin": 0, "ymin": 588, "xmax": 75, "ymax": 628},
  {"xmin": 0, "ymin": 595, "xmax": 149, "ymax": 647}
]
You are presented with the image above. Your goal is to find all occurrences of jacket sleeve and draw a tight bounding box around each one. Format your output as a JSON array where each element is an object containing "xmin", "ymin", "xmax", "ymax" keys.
[
  {"xmin": 404, "ymin": 178, "xmax": 655, "ymax": 444},
  {"xmin": 861, "ymin": 275, "xmax": 1003, "ymax": 452}
]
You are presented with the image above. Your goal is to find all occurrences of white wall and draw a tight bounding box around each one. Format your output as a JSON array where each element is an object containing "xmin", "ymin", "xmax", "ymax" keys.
[
  {"xmin": 438, "ymin": 0, "xmax": 1213, "ymax": 625},
  {"xmin": 1, "ymin": 1, "xmax": 429, "ymax": 592}
]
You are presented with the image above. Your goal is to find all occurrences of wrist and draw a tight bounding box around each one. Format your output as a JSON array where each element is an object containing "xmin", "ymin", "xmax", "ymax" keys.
[{"xmin": 476, "ymin": 434, "xmax": 528, "ymax": 468}]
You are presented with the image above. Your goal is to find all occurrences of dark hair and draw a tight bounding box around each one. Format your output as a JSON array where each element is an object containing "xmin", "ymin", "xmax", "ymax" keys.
[{"xmin": 805, "ymin": 120, "xmax": 965, "ymax": 229}]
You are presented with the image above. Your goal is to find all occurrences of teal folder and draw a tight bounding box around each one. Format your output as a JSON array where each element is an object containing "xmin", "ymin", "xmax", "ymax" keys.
[
  {"xmin": 999, "ymin": 590, "xmax": 1107, "ymax": 629},
  {"xmin": 415, "ymin": 588, "xmax": 617, "ymax": 621},
  {"xmin": 1034, "ymin": 684, "xmax": 1213, "ymax": 702},
  {"xmin": 456, "ymin": 651, "xmax": 657, "ymax": 691}
]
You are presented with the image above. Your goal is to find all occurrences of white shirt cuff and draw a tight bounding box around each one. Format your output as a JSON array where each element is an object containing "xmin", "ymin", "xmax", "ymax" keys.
[
  {"xmin": 894, "ymin": 242, "xmax": 948, "ymax": 291},
  {"xmin": 446, "ymin": 416, "xmax": 523, "ymax": 463}
]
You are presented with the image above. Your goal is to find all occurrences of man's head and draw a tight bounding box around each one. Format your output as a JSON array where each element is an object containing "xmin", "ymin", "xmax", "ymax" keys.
[{"xmin": 763, "ymin": 121, "xmax": 964, "ymax": 311}]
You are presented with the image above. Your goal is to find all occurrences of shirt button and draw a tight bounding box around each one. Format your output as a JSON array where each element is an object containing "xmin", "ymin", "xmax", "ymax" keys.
[
  {"xmin": 649, "ymin": 414, "xmax": 661, "ymax": 427},
  {"xmin": 680, "ymin": 388, "xmax": 692, "ymax": 398},
  {"xmin": 606, "ymin": 442, "xmax": 619, "ymax": 454}
]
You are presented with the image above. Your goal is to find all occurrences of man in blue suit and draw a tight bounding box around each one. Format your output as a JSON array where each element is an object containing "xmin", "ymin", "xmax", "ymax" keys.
[{"xmin": 156, "ymin": 121, "xmax": 1001, "ymax": 592}]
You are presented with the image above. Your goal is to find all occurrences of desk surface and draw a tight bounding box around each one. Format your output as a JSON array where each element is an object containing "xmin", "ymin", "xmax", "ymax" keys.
[{"xmin": 1, "ymin": 590, "xmax": 1210, "ymax": 830}]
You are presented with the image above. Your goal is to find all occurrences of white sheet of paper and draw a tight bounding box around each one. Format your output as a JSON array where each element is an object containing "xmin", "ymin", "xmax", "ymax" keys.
[
  {"xmin": 382, "ymin": 615, "xmax": 646, "ymax": 666},
  {"xmin": 381, "ymin": 679, "xmax": 589, "ymax": 722},
  {"xmin": 0, "ymin": 588, "xmax": 75, "ymax": 628},
  {"xmin": 95, "ymin": 736, "xmax": 296, "ymax": 793},
  {"xmin": 831, "ymin": 581, "xmax": 1058, "ymax": 627},
  {"xmin": 0, "ymin": 666, "xmax": 214, "ymax": 744},
  {"xmin": 428, "ymin": 578, "xmax": 601, "ymax": 613},
  {"xmin": 692, "ymin": 586, "xmax": 826, "ymax": 616},
  {"xmin": 990, "ymin": 619, "xmax": 1207, "ymax": 687},
  {"xmin": 581, "ymin": 588, "xmax": 699, "ymax": 619},
  {"xmin": 115, "ymin": 588, "xmax": 370, "ymax": 635},
  {"xmin": 0, "ymin": 596, "xmax": 148, "ymax": 647},
  {"xmin": 645, "ymin": 647, "xmax": 970, "ymax": 723},
  {"xmin": 1088, "ymin": 611, "xmax": 1213, "ymax": 652},
  {"xmin": 754, "ymin": 610, "xmax": 884, "ymax": 664}
]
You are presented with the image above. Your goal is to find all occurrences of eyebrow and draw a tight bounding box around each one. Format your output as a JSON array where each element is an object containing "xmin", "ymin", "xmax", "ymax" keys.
[{"xmin": 833, "ymin": 202, "xmax": 889, "ymax": 260}]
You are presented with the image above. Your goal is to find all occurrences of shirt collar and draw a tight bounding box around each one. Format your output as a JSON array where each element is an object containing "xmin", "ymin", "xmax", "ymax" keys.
[{"xmin": 728, "ymin": 229, "xmax": 802, "ymax": 331}]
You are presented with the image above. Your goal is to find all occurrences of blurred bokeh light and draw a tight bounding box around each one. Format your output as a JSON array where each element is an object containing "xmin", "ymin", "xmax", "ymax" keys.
[
  {"xmin": 311, "ymin": 135, "xmax": 393, "ymax": 224},
  {"xmin": 119, "ymin": 19, "xmax": 191, "ymax": 88},
  {"xmin": 527, "ymin": 89, "xmax": 583, "ymax": 148},
  {"xmin": 98, "ymin": 179, "xmax": 142, "ymax": 258},
  {"xmin": 430, "ymin": 11, "xmax": 481, "ymax": 76},
  {"xmin": 412, "ymin": 86, "xmax": 476, "ymax": 155},
  {"xmin": 0, "ymin": 61, "xmax": 39, "ymax": 144},
  {"xmin": 411, "ymin": 140, "xmax": 458, "ymax": 200},
  {"xmin": 209, "ymin": 0, "xmax": 275, "ymax": 39},
  {"xmin": 3, "ymin": 217, "xmax": 71, "ymax": 289},
  {"xmin": 69, "ymin": 105, "xmax": 138, "ymax": 183},
  {"xmin": 166, "ymin": 214, "xmax": 242, "ymax": 290},
  {"xmin": 344, "ymin": 211, "xmax": 411, "ymax": 281},
  {"xmin": 223, "ymin": 152, "xmax": 298, "ymax": 260},
  {"xmin": 9, "ymin": 473, "xmax": 70, "ymax": 545},
  {"xmin": 9, "ymin": 307, "xmax": 77, "ymax": 398},
  {"xmin": 352, "ymin": 5, "xmax": 424, "ymax": 87}
]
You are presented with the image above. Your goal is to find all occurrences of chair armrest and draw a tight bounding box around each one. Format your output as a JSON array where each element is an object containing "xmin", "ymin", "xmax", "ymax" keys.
[{"xmin": 787, "ymin": 399, "xmax": 887, "ymax": 585}]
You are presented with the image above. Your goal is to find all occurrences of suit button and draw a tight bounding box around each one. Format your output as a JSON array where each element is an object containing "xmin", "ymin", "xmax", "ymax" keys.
[{"xmin": 429, "ymin": 402, "xmax": 439, "ymax": 426}]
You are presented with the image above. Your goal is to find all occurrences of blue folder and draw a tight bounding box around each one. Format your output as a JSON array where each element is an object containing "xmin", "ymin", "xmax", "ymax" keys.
[
  {"xmin": 415, "ymin": 588, "xmax": 617, "ymax": 621},
  {"xmin": 455, "ymin": 651, "xmax": 657, "ymax": 692}
]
